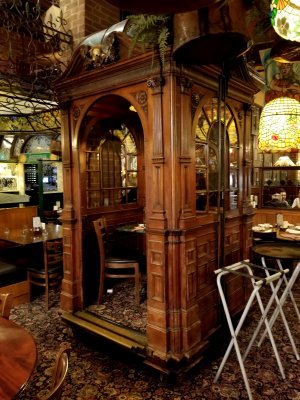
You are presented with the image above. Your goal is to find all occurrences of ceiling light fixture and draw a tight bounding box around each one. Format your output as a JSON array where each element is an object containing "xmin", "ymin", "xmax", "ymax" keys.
[
  {"xmin": 271, "ymin": 0, "xmax": 300, "ymax": 42},
  {"xmin": 258, "ymin": 97, "xmax": 300, "ymax": 152}
]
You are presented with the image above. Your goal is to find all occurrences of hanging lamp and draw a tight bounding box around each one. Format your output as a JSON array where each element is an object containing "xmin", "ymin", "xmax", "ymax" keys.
[
  {"xmin": 270, "ymin": 0, "xmax": 300, "ymax": 42},
  {"xmin": 258, "ymin": 97, "xmax": 300, "ymax": 152}
]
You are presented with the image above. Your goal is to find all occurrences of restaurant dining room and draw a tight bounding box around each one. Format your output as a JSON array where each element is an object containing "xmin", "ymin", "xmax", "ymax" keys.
[{"xmin": 2, "ymin": 0, "xmax": 300, "ymax": 399}]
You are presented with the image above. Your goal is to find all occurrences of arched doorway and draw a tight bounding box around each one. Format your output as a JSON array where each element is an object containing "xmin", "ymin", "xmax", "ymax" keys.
[{"xmin": 78, "ymin": 94, "xmax": 147, "ymax": 334}]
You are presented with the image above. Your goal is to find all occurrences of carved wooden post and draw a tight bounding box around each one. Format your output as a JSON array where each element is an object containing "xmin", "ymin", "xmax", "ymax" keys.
[
  {"xmin": 60, "ymin": 104, "xmax": 81, "ymax": 312},
  {"xmin": 146, "ymin": 72, "xmax": 203, "ymax": 367}
]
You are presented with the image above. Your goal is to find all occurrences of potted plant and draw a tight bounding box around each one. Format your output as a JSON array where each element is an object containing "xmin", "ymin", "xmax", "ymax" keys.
[{"xmin": 125, "ymin": 14, "xmax": 171, "ymax": 67}]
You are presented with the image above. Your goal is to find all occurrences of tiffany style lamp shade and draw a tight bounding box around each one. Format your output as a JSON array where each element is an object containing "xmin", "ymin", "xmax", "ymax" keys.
[
  {"xmin": 258, "ymin": 97, "xmax": 300, "ymax": 152},
  {"xmin": 271, "ymin": 0, "xmax": 300, "ymax": 42}
]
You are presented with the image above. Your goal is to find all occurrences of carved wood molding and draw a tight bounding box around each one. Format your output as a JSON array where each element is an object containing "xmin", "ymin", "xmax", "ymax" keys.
[
  {"xmin": 130, "ymin": 90, "xmax": 148, "ymax": 116},
  {"xmin": 147, "ymin": 76, "xmax": 165, "ymax": 93},
  {"xmin": 191, "ymin": 92, "xmax": 203, "ymax": 118},
  {"xmin": 72, "ymin": 105, "xmax": 82, "ymax": 121},
  {"xmin": 176, "ymin": 76, "xmax": 193, "ymax": 95},
  {"xmin": 152, "ymin": 156, "xmax": 165, "ymax": 164},
  {"xmin": 243, "ymin": 159, "xmax": 252, "ymax": 167},
  {"xmin": 179, "ymin": 156, "xmax": 192, "ymax": 164},
  {"xmin": 62, "ymin": 161, "xmax": 72, "ymax": 168}
]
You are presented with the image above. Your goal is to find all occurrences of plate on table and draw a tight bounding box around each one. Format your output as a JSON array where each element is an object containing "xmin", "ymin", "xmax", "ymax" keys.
[
  {"xmin": 252, "ymin": 224, "xmax": 273, "ymax": 232},
  {"xmin": 258, "ymin": 223, "xmax": 273, "ymax": 229},
  {"xmin": 286, "ymin": 228, "xmax": 300, "ymax": 235}
]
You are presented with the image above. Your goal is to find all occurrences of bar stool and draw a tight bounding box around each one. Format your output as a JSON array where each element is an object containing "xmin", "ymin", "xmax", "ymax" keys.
[{"xmin": 214, "ymin": 260, "xmax": 289, "ymax": 400}]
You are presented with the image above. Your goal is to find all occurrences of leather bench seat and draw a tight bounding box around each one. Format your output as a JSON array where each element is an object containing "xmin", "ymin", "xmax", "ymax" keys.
[{"xmin": 0, "ymin": 258, "xmax": 26, "ymax": 287}]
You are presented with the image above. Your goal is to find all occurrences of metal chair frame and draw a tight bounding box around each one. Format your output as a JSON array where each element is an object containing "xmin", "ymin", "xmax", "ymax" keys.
[{"xmin": 214, "ymin": 260, "xmax": 289, "ymax": 400}]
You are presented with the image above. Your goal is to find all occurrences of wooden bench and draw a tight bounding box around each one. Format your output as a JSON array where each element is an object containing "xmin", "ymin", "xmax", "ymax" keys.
[{"xmin": 0, "ymin": 206, "xmax": 38, "ymax": 307}]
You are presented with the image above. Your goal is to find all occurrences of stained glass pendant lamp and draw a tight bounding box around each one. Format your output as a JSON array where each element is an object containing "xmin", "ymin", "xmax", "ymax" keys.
[
  {"xmin": 271, "ymin": 0, "xmax": 300, "ymax": 42},
  {"xmin": 258, "ymin": 97, "xmax": 300, "ymax": 152}
]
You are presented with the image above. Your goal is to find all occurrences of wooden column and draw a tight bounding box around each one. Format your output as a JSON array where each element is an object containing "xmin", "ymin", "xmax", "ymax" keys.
[
  {"xmin": 146, "ymin": 72, "xmax": 203, "ymax": 368},
  {"xmin": 60, "ymin": 105, "xmax": 81, "ymax": 311}
]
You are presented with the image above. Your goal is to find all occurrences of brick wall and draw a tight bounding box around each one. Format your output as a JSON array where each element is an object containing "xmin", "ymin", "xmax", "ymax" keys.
[{"xmin": 61, "ymin": 0, "xmax": 120, "ymax": 46}]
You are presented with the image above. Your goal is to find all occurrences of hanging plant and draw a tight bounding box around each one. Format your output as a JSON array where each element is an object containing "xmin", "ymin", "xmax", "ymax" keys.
[
  {"xmin": 125, "ymin": 14, "xmax": 171, "ymax": 67},
  {"xmin": 245, "ymin": 0, "xmax": 274, "ymax": 40}
]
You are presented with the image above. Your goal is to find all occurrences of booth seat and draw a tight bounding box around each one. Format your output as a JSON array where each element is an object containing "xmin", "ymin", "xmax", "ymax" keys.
[
  {"xmin": 0, "ymin": 206, "xmax": 38, "ymax": 306},
  {"xmin": 0, "ymin": 258, "xmax": 26, "ymax": 287},
  {"xmin": 0, "ymin": 257, "xmax": 28, "ymax": 306}
]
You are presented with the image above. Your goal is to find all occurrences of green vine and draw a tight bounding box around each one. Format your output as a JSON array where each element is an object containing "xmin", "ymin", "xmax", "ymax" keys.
[{"xmin": 126, "ymin": 14, "xmax": 171, "ymax": 67}]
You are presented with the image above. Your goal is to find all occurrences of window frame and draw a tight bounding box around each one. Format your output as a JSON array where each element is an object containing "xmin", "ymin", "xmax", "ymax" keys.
[
  {"xmin": 195, "ymin": 98, "xmax": 239, "ymax": 212},
  {"xmin": 85, "ymin": 123, "xmax": 138, "ymax": 209}
]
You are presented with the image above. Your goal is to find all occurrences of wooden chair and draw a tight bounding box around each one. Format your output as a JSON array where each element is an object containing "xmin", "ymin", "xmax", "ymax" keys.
[
  {"xmin": 38, "ymin": 344, "xmax": 70, "ymax": 400},
  {"xmin": 0, "ymin": 293, "xmax": 13, "ymax": 319},
  {"xmin": 93, "ymin": 217, "xmax": 140, "ymax": 305},
  {"xmin": 27, "ymin": 239, "xmax": 63, "ymax": 309}
]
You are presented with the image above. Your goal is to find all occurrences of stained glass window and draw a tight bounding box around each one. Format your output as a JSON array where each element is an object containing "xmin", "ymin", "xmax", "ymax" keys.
[
  {"xmin": 85, "ymin": 123, "xmax": 138, "ymax": 208},
  {"xmin": 195, "ymin": 98, "xmax": 239, "ymax": 211}
]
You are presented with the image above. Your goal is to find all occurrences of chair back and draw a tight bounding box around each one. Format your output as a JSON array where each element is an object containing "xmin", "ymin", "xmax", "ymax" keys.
[
  {"xmin": 93, "ymin": 217, "xmax": 140, "ymax": 305},
  {"xmin": 43, "ymin": 239, "xmax": 63, "ymax": 273},
  {"xmin": 27, "ymin": 239, "xmax": 63, "ymax": 309},
  {"xmin": 93, "ymin": 217, "xmax": 108, "ymax": 261},
  {"xmin": 40, "ymin": 344, "xmax": 70, "ymax": 400},
  {"xmin": 0, "ymin": 293, "xmax": 13, "ymax": 319}
]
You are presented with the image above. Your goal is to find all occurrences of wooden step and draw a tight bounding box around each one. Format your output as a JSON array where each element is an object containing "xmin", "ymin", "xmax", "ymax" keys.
[{"xmin": 61, "ymin": 310, "xmax": 147, "ymax": 352}]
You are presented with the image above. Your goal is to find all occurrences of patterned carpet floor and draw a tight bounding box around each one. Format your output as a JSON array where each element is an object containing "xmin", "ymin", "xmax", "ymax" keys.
[{"xmin": 11, "ymin": 280, "xmax": 300, "ymax": 400}]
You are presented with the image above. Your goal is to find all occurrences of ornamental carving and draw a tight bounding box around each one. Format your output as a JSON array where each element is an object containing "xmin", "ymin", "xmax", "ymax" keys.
[
  {"xmin": 176, "ymin": 77, "xmax": 193, "ymax": 94},
  {"xmin": 81, "ymin": 33, "xmax": 120, "ymax": 71},
  {"xmin": 147, "ymin": 77, "xmax": 165, "ymax": 92},
  {"xmin": 72, "ymin": 106, "xmax": 81, "ymax": 121},
  {"xmin": 191, "ymin": 92, "xmax": 202, "ymax": 118},
  {"xmin": 131, "ymin": 90, "xmax": 148, "ymax": 116}
]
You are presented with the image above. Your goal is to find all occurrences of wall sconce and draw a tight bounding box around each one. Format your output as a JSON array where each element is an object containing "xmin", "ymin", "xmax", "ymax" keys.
[
  {"xmin": 271, "ymin": 0, "xmax": 300, "ymax": 42},
  {"xmin": 258, "ymin": 97, "xmax": 300, "ymax": 152}
]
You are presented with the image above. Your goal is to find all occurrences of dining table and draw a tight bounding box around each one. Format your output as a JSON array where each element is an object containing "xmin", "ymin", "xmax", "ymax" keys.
[
  {"xmin": 115, "ymin": 223, "xmax": 146, "ymax": 260},
  {"xmin": 0, "ymin": 316, "xmax": 37, "ymax": 399},
  {"xmin": 0, "ymin": 223, "xmax": 62, "ymax": 245},
  {"xmin": 116, "ymin": 223, "xmax": 146, "ymax": 234},
  {"xmin": 0, "ymin": 224, "xmax": 63, "ymax": 286}
]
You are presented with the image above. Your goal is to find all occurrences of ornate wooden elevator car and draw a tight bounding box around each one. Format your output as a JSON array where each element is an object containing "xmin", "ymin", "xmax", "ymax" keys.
[{"xmin": 55, "ymin": 16, "xmax": 263, "ymax": 373}]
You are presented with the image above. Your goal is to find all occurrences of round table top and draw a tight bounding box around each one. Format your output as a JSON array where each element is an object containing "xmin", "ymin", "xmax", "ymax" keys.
[
  {"xmin": 0, "ymin": 317, "xmax": 37, "ymax": 399},
  {"xmin": 253, "ymin": 243, "xmax": 300, "ymax": 261}
]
